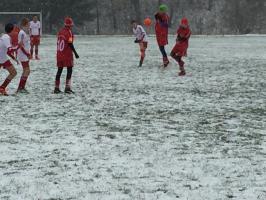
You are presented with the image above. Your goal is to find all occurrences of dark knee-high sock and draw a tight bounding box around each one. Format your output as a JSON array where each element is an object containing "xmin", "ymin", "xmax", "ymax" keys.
[
  {"xmin": 55, "ymin": 68, "xmax": 63, "ymax": 89},
  {"xmin": 30, "ymin": 46, "xmax": 34, "ymax": 56},
  {"xmin": 66, "ymin": 67, "xmax": 73, "ymax": 89},
  {"xmin": 35, "ymin": 47, "xmax": 38, "ymax": 56},
  {"xmin": 159, "ymin": 46, "xmax": 167, "ymax": 57}
]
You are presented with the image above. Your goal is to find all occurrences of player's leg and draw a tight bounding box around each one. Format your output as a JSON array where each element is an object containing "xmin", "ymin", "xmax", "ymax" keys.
[
  {"xmin": 54, "ymin": 67, "xmax": 63, "ymax": 93},
  {"xmin": 35, "ymin": 44, "xmax": 39, "ymax": 60},
  {"xmin": 159, "ymin": 46, "xmax": 169, "ymax": 67},
  {"xmin": 65, "ymin": 67, "xmax": 74, "ymax": 94},
  {"xmin": 171, "ymin": 51, "xmax": 185, "ymax": 76},
  {"xmin": 17, "ymin": 61, "xmax": 30, "ymax": 92},
  {"xmin": 139, "ymin": 42, "xmax": 148, "ymax": 67},
  {"xmin": 30, "ymin": 37, "xmax": 34, "ymax": 59},
  {"xmin": 0, "ymin": 62, "xmax": 17, "ymax": 96}
]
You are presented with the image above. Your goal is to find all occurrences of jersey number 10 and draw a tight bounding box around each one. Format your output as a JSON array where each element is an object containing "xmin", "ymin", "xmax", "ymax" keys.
[{"xmin": 57, "ymin": 39, "xmax": 65, "ymax": 52}]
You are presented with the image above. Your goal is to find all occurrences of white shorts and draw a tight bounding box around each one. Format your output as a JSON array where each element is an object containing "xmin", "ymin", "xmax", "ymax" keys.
[{"xmin": 17, "ymin": 49, "xmax": 30, "ymax": 62}]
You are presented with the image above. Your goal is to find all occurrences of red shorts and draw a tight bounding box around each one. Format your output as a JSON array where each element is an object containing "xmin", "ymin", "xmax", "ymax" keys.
[
  {"xmin": 171, "ymin": 43, "xmax": 188, "ymax": 57},
  {"xmin": 57, "ymin": 60, "xmax": 73, "ymax": 68},
  {"xmin": 31, "ymin": 36, "xmax": 40, "ymax": 45},
  {"xmin": 0, "ymin": 60, "xmax": 12, "ymax": 69}
]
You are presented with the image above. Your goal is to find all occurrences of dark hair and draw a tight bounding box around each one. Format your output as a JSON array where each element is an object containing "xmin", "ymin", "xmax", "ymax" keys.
[
  {"xmin": 5, "ymin": 23, "xmax": 14, "ymax": 33},
  {"xmin": 131, "ymin": 20, "xmax": 137, "ymax": 24}
]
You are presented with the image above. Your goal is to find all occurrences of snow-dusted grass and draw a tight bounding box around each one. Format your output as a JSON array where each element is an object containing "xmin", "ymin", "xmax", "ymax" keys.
[{"xmin": 0, "ymin": 36, "xmax": 265, "ymax": 200}]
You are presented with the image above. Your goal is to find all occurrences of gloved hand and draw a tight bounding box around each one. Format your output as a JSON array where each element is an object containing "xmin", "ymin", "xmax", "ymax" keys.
[{"xmin": 134, "ymin": 39, "xmax": 141, "ymax": 43}]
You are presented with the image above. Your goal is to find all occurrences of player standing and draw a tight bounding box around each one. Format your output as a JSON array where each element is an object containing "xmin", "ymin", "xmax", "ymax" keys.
[
  {"xmin": 30, "ymin": 16, "xmax": 41, "ymax": 60},
  {"xmin": 131, "ymin": 20, "xmax": 148, "ymax": 67},
  {"xmin": 54, "ymin": 17, "xmax": 79, "ymax": 94},
  {"xmin": 155, "ymin": 4, "xmax": 170, "ymax": 67},
  {"xmin": 9, "ymin": 20, "xmax": 20, "ymax": 47},
  {"xmin": 0, "ymin": 23, "xmax": 18, "ymax": 96},
  {"xmin": 170, "ymin": 18, "xmax": 191, "ymax": 76},
  {"xmin": 17, "ymin": 18, "xmax": 31, "ymax": 93}
]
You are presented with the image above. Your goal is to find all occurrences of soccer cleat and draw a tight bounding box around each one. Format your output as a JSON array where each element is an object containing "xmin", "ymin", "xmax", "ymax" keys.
[
  {"xmin": 64, "ymin": 88, "xmax": 75, "ymax": 94},
  {"xmin": 178, "ymin": 71, "xmax": 186, "ymax": 76},
  {"xmin": 35, "ymin": 56, "xmax": 40, "ymax": 60},
  {"xmin": 16, "ymin": 88, "xmax": 29, "ymax": 94},
  {"xmin": 0, "ymin": 87, "xmax": 8, "ymax": 96},
  {"xmin": 54, "ymin": 88, "xmax": 62, "ymax": 94}
]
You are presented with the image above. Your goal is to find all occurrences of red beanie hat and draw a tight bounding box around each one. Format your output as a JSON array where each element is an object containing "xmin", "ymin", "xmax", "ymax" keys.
[{"xmin": 181, "ymin": 18, "xmax": 189, "ymax": 26}]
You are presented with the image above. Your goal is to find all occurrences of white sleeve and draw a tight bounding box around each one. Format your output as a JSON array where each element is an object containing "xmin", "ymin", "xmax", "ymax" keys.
[
  {"xmin": 139, "ymin": 26, "xmax": 145, "ymax": 34},
  {"xmin": 18, "ymin": 32, "xmax": 24, "ymax": 43},
  {"xmin": 3, "ymin": 35, "xmax": 11, "ymax": 48}
]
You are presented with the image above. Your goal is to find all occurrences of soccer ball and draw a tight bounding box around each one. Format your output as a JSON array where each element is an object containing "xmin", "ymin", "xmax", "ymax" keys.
[{"xmin": 144, "ymin": 18, "xmax": 152, "ymax": 26}]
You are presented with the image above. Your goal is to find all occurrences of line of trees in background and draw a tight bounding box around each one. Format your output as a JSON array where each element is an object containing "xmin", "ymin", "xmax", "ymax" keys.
[{"xmin": 0, "ymin": 0, "xmax": 266, "ymax": 35}]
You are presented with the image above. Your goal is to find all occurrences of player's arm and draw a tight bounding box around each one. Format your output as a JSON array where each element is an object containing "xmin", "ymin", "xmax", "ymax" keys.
[
  {"xmin": 7, "ymin": 47, "xmax": 19, "ymax": 64},
  {"xmin": 69, "ymin": 43, "xmax": 79, "ymax": 58},
  {"xmin": 38, "ymin": 22, "xmax": 41, "ymax": 37},
  {"xmin": 4, "ymin": 37, "xmax": 18, "ymax": 63},
  {"xmin": 68, "ymin": 36, "xmax": 79, "ymax": 58}
]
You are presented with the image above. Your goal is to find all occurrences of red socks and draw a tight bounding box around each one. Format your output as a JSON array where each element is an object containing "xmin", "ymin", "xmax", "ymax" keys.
[
  {"xmin": 18, "ymin": 76, "xmax": 28, "ymax": 90},
  {"xmin": 0, "ymin": 78, "xmax": 11, "ymax": 89}
]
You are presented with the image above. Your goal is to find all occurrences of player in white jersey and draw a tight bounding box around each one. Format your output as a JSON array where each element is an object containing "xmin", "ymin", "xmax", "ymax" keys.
[
  {"xmin": 17, "ymin": 18, "xmax": 31, "ymax": 93},
  {"xmin": 0, "ymin": 23, "xmax": 18, "ymax": 96},
  {"xmin": 29, "ymin": 16, "xmax": 41, "ymax": 60},
  {"xmin": 131, "ymin": 20, "xmax": 148, "ymax": 67}
]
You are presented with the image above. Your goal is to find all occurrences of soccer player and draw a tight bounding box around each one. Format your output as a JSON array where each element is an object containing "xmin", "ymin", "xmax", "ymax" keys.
[
  {"xmin": 30, "ymin": 16, "xmax": 41, "ymax": 60},
  {"xmin": 131, "ymin": 20, "xmax": 148, "ymax": 67},
  {"xmin": 54, "ymin": 17, "xmax": 79, "ymax": 94},
  {"xmin": 170, "ymin": 18, "xmax": 191, "ymax": 76},
  {"xmin": 0, "ymin": 23, "xmax": 18, "ymax": 96},
  {"xmin": 155, "ymin": 4, "xmax": 170, "ymax": 67},
  {"xmin": 9, "ymin": 20, "xmax": 20, "ymax": 47},
  {"xmin": 17, "ymin": 18, "xmax": 31, "ymax": 93}
]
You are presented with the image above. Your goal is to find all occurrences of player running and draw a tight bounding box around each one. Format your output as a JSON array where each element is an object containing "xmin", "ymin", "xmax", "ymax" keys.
[
  {"xmin": 17, "ymin": 18, "xmax": 31, "ymax": 93},
  {"xmin": 131, "ymin": 20, "xmax": 148, "ymax": 67},
  {"xmin": 170, "ymin": 18, "xmax": 191, "ymax": 76},
  {"xmin": 30, "ymin": 16, "xmax": 41, "ymax": 60},
  {"xmin": 0, "ymin": 23, "xmax": 18, "ymax": 96},
  {"xmin": 155, "ymin": 4, "xmax": 170, "ymax": 67},
  {"xmin": 54, "ymin": 17, "xmax": 79, "ymax": 94}
]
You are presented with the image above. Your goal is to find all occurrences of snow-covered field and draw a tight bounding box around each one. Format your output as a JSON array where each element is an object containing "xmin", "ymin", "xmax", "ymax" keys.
[{"xmin": 0, "ymin": 36, "xmax": 265, "ymax": 200}]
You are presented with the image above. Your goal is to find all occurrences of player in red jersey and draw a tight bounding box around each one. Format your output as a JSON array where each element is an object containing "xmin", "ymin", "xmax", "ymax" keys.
[
  {"xmin": 0, "ymin": 23, "xmax": 18, "ymax": 96},
  {"xmin": 155, "ymin": 4, "xmax": 170, "ymax": 67},
  {"xmin": 54, "ymin": 17, "xmax": 79, "ymax": 94},
  {"xmin": 30, "ymin": 16, "xmax": 41, "ymax": 60},
  {"xmin": 170, "ymin": 18, "xmax": 191, "ymax": 76}
]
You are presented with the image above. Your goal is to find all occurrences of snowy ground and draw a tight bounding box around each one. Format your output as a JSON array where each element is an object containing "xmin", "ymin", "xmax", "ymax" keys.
[{"xmin": 0, "ymin": 35, "xmax": 266, "ymax": 200}]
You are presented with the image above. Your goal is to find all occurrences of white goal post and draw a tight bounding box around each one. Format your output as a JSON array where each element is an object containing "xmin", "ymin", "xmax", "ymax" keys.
[{"xmin": 0, "ymin": 12, "xmax": 42, "ymax": 35}]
